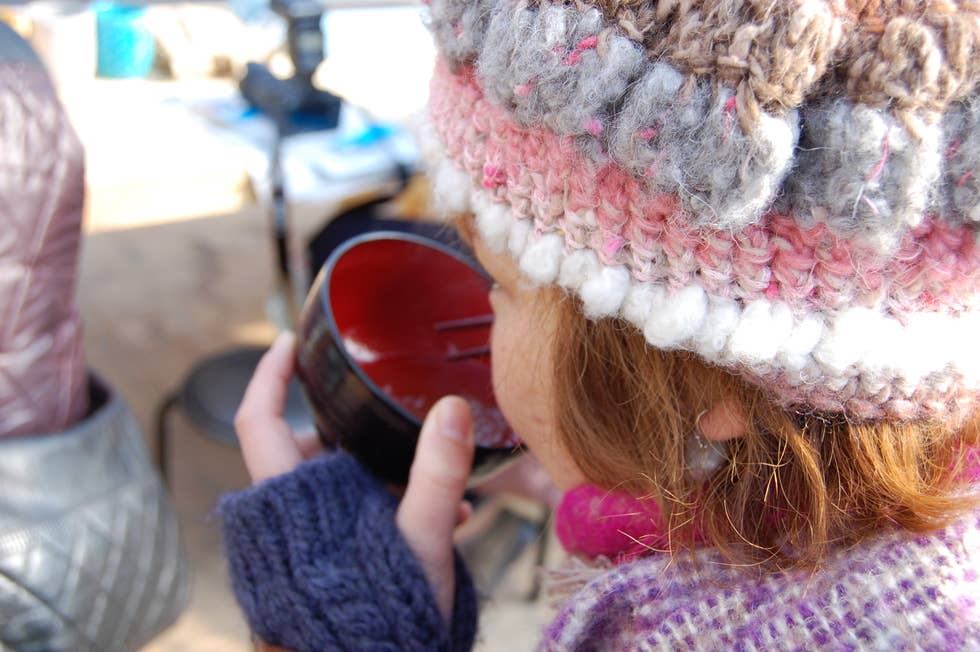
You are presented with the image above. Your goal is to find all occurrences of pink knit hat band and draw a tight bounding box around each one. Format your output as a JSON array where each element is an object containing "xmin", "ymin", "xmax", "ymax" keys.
[{"xmin": 426, "ymin": 65, "xmax": 979, "ymax": 319}]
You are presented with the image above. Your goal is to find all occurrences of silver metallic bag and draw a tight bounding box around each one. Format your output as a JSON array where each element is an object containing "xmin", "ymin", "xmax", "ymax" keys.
[{"xmin": 0, "ymin": 376, "xmax": 190, "ymax": 651}]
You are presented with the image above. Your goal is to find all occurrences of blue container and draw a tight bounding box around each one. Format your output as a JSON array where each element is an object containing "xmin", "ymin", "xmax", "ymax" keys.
[{"xmin": 96, "ymin": 4, "xmax": 155, "ymax": 78}]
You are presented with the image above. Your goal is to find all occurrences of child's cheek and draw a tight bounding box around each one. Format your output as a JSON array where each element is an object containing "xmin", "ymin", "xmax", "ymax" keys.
[{"xmin": 489, "ymin": 312, "xmax": 522, "ymax": 434}]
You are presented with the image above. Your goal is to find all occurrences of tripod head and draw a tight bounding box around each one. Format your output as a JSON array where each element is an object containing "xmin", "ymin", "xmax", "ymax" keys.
[
  {"xmin": 270, "ymin": 0, "xmax": 325, "ymax": 81},
  {"xmin": 240, "ymin": 0, "xmax": 341, "ymax": 134}
]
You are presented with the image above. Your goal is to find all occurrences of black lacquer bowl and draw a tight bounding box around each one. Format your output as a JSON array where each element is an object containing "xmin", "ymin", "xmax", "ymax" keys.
[{"xmin": 296, "ymin": 232, "xmax": 522, "ymax": 486}]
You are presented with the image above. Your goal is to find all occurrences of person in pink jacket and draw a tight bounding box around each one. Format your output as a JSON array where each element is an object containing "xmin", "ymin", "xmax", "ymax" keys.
[
  {"xmin": 0, "ymin": 23, "xmax": 188, "ymax": 652},
  {"xmin": 0, "ymin": 21, "xmax": 87, "ymax": 438}
]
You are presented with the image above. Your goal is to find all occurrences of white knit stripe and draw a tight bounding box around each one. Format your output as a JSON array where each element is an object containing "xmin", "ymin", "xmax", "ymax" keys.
[
  {"xmin": 420, "ymin": 139, "xmax": 980, "ymax": 412},
  {"xmin": 431, "ymin": 158, "xmax": 472, "ymax": 215}
]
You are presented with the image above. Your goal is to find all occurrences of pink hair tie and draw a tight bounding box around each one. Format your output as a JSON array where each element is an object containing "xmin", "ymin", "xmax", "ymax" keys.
[{"xmin": 555, "ymin": 485, "xmax": 673, "ymax": 564}]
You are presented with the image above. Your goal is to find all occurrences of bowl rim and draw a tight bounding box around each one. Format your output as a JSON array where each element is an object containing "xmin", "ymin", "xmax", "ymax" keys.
[{"xmin": 319, "ymin": 230, "xmax": 507, "ymax": 448}]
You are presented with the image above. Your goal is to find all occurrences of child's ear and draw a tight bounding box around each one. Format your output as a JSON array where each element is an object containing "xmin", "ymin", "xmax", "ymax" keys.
[{"xmin": 697, "ymin": 400, "xmax": 747, "ymax": 442}]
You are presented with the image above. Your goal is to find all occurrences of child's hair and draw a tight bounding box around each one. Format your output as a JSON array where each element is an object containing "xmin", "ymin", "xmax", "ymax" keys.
[{"xmin": 549, "ymin": 289, "xmax": 980, "ymax": 567}]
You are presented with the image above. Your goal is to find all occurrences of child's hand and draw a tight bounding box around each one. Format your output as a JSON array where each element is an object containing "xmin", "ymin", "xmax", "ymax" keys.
[
  {"xmin": 234, "ymin": 332, "xmax": 324, "ymax": 483},
  {"xmin": 235, "ymin": 331, "xmax": 476, "ymax": 623}
]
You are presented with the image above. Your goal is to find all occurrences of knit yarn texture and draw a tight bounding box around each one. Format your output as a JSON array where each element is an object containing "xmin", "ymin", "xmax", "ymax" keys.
[
  {"xmin": 218, "ymin": 452, "xmax": 478, "ymax": 652},
  {"xmin": 419, "ymin": 0, "xmax": 980, "ymax": 423},
  {"xmin": 542, "ymin": 506, "xmax": 980, "ymax": 650}
]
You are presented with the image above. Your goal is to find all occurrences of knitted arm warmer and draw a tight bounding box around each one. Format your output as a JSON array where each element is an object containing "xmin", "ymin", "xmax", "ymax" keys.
[{"xmin": 218, "ymin": 452, "xmax": 478, "ymax": 652}]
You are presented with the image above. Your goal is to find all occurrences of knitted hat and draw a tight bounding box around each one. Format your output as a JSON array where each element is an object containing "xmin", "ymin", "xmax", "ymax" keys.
[{"xmin": 417, "ymin": 1, "xmax": 980, "ymax": 424}]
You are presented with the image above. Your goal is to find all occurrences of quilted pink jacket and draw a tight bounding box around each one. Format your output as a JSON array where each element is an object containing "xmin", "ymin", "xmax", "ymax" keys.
[{"xmin": 0, "ymin": 26, "xmax": 87, "ymax": 437}]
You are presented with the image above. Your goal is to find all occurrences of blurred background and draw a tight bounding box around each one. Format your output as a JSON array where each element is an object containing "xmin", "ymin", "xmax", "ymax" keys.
[{"xmin": 0, "ymin": 2, "xmax": 555, "ymax": 650}]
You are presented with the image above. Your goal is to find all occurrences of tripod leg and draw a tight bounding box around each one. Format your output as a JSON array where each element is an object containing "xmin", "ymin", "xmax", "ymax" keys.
[
  {"xmin": 155, "ymin": 394, "xmax": 178, "ymax": 488},
  {"xmin": 527, "ymin": 513, "xmax": 552, "ymax": 602}
]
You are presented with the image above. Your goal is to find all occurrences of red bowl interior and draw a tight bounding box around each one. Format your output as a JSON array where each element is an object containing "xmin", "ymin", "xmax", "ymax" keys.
[{"xmin": 328, "ymin": 236, "xmax": 518, "ymax": 449}]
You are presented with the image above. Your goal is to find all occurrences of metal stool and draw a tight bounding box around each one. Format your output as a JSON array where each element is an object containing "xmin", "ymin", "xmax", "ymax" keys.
[{"xmin": 156, "ymin": 346, "xmax": 313, "ymax": 486}]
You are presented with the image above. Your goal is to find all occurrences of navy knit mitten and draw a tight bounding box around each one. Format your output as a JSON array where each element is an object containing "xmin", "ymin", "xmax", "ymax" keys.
[{"xmin": 218, "ymin": 452, "xmax": 478, "ymax": 652}]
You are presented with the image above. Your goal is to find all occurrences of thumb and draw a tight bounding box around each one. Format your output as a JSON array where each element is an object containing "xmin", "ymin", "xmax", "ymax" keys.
[{"xmin": 396, "ymin": 396, "xmax": 475, "ymax": 621}]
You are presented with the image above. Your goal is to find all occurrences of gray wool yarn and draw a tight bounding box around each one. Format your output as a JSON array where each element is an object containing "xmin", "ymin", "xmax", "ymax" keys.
[
  {"xmin": 478, "ymin": 5, "xmax": 646, "ymax": 136},
  {"xmin": 607, "ymin": 61, "xmax": 691, "ymax": 170},
  {"xmin": 474, "ymin": 3, "xmax": 798, "ymax": 230},
  {"xmin": 944, "ymin": 95, "xmax": 980, "ymax": 226},
  {"xmin": 476, "ymin": 3, "xmax": 547, "ymax": 116},
  {"xmin": 425, "ymin": 0, "xmax": 495, "ymax": 65},
  {"xmin": 610, "ymin": 64, "xmax": 799, "ymax": 230},
  {"xmin": 684, "ymin": 91, "xmax": 799, "ymax": 230},
  {"xmin": 789, "ymin": 99, "xmax": 943, "ymax": 251}
]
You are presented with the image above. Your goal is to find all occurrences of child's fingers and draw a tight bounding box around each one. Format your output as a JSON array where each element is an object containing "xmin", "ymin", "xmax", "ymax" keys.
[
  {"xmin": 399, "ymin": 397, "xmax": 475, "ymax": 537},
  {"xmin": 238, "ymin": 331, "xmax": 296, "ymax": 424},
  {"xmin": 235, "ymin": 332, "xmax": 304, "ymax": 483},
  {"xmin": 396, "ymin": 396, "xmax": 475, "ymax": 622},
  {"xmin": 456, "ymin": 500, "xmax": 473, "ymax": 526},
  {"xmin": 296, "ymin": 432, "xmax": 326, "ymax": 460}
]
